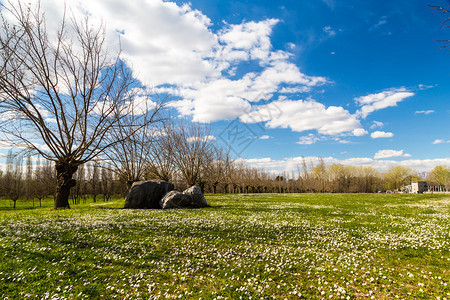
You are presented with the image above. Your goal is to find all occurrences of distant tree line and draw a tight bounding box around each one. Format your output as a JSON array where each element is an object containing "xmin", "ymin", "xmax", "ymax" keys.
[{"xmin": 1, "ymin": 133, "xmax": 449, "ymax": 208}]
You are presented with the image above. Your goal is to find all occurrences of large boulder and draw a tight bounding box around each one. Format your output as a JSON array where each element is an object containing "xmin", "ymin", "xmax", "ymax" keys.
[
  {"xmin": 124, "ymin": 180, "xmax": 174, "ymax": 209},
  {"xmin": 183, "ymin": 186, "xmax": 208, "ymax": 207},
  {"xmin": 159, "ymin": 191, "xmax": 194, "ymax": 209}
]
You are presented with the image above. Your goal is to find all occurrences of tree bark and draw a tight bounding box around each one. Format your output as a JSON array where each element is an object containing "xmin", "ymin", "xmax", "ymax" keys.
[{"xmin": 54, "ymin": 162, "xmax": 78, "ymax": 209}]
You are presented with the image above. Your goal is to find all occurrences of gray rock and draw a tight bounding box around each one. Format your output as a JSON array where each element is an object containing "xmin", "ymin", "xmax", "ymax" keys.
[
  {"xmin": 124, "ymin": 180, "xmax": 174, "ymax": 209},
  {"xmin": 159, "ymin": 191, "xmax": 194, "ymax": 209},
  {"xmin": 183, "ymin": 186, "xmax": 208, "ymax": 207}
]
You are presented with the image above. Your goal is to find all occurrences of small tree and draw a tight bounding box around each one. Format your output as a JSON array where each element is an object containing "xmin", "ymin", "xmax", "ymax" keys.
[
  {"xmin": 101, "ymin": 163, "xmax": 114, "ymax": 202},
  {"xmin": 87, "ymin": 160, "xmax": 100, "ymax": 203},
  {"xmin": 104, "ymin": 93, "xmax": 164, "ymax": 190},
  {"xmin": 428, "ymin": 165, "xmax": 450, "ymax": 191},
  {"xmin": 4, "ymin": 151, "xmax": 25, "ymax": 208},
  {"xmin": 147, "ymin": 121, "xmax": 177, "ymax": 182},
  {"xmin": 171, "ymin": 121, "xmax": 215, "ymax": 189}
]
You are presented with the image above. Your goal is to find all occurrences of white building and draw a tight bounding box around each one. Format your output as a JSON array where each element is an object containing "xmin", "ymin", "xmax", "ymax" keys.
[{"xmin": 411, "ymin": 181, "xmax": 427, "ymax": 194}]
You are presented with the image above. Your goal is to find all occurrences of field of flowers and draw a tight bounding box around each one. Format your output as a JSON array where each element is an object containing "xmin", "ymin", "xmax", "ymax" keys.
[{"xmin": 0, "ymin": 193, "xmax": 449, "ymax": 299}]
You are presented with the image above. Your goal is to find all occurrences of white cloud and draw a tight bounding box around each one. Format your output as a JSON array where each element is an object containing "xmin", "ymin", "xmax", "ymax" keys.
[
  {"xmin": 432, "ymin": 139, "xmax": 450, "ymax": 144},
  {"xmin": 239, "ymin": 156, "xmax": 450, "ymax": 174},
  {"xmin": 297, "ymin": 134, "xmax": 322, "ymax": 145},
  {"xmin": 186, "ymin": 135, "xmax": 216, "ymax": 143},
  {"xmin": 374, "ymin": 149, "xmax": 411, "ymax": 159},
  {"xmin": 218, "ymin": 19, "xmax": 281, "ymax": 63},
  {"xmin": 370, "ymin": 121, "xmax": 384, "ymax": 129},
  {"xmin": 415, "ymin": 110, "xmax": 434, "ymax": 115},
  {"xmin": 241, "ymin": 99, "xmax": 361, "ymax": 135},
  {"xmin": 355, "ymin": 88, "xmax": 414, "ymax": 118},
  {"xmin": 174, "ymin": 59, "xmax": 328, "ymax": 123},
  {"xmin": 259, "ymin": 135, "xmax": 271, "ymax": 140},
  {"xmin": 278, "ymin": 86, "xmax": 312, "ymax": 94},
  {"xmin": 2, "ymin": 1, "xmax": 334, "ymax": 128},
  {"xmin": 323, "ymin": 26, "xmax": 336, "ymax": 37},
  {"xmin": 372, "ymin": 16, "xmax": 388, "ymax": 30},
  {"xmin": 370, "ymin": 131, "xmax": 394, "ymax": 139},
  {"xmin": 352, "ymin": 128, "xmax": 368, "ymax": 136}
]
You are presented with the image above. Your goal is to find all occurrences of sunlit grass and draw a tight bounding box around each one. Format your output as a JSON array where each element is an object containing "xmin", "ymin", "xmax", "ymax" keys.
[{"xmin": 0, "ymin": 193, "xmax": 449, "ymax": 299}]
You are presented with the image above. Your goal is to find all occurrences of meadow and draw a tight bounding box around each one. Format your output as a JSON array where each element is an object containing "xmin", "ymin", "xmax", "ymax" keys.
[{"xmin": 0, "ymin": 193, "xmax": 449, "ymax": 299}]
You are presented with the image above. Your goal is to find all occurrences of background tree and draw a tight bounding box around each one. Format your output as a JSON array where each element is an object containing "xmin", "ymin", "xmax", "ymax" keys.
[
  {"xmin": 171, "ymin": 121, "xmax": 215, "ymax": 190},
  {"xmin": 71, "ymin": 164, "xmax": 86, "ymax": 205},
  {"xmin": 147, "ymin": 121, "xmax": 177, "ymax": 182},
  {"xmin": 32, "ymin": 157, "xmax": 55, "ymax": 207},
  {"xmin": 383, "ymin": 166, "xmax": 417, "ymax": 190},
  {"xmin": 101, "ymin": 163, "xmax": 114, "ymax": 202},
  {"xmin": 87, "ymin": 160, "xmax": 100, "ymax": 203},
  {"xmin": 3, "ymin": 151, "xmax": 25, "ymax": 208},
  {"xmin": 0, "ymin": 2, "xmax": 146, "ymax": 208},
  {"xmin": 104, "ymin": 93, "xmax": 164, "ymax": 190},
  {"xmin": 428, "ymin": 165, "xmax": 450, "ymax": 191}
]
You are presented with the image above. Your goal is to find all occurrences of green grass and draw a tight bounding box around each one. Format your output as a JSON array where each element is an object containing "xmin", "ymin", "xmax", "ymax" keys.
[{"xmin": 0, "ymin": 193, "xmax": 449, "ymax": 299}]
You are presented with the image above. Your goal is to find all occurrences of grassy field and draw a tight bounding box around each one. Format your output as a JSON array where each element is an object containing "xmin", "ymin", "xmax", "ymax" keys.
[{"xmin": 0, "ymin": 193, "xmax": 449, "ymax": 299}]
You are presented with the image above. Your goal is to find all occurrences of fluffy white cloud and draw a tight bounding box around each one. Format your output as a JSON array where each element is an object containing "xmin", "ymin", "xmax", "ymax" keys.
[
  {"xmin": 259, "ymin": 135, "xmax": 271, "ymax": 140},
  {"xmin": 355, "ymin": 88, "xmax": 414, "ymax": 118},
  {"xmin": 370, "ymin": 131, "xmax": 394, "ymax": 139},
  {"xmin": 374, "ymin": 149, "xmax": 411, "ymax": 159},
  {"xmin": 7, "ymin": 1, "xmax": 330, "ymax": 125},
  {"xmin": 432, "ymin": 139, "xmax": 450, "ymax": 144},
  {"xmin": 240, "ymin": 99, "xmax": 361, "ymax": 135},
  {"xmin": 186, "ymin": 135, "xmax": 216, "ymax": 143},
  {"xmin": 370, "ymin": 121, "xmax": 384, "ymax": 129},
  {"xmin": 323, "ymin": 26, "xmax": 336, "ymax": 37},
  {"xmin": 218, "ymin": 19, "xmax": 282, "ymax": 63},
  {"xmin": 352, "ymin": 128, "xmax": 368, "ymax": 136},
  {"xmin": 174, "ymin": 59, "xmax": 327, "ymax": 122},
  {"xmin": 415, "ymin": 110, "xmax": 434, "ymax": 115},
  {"xmin": 297, "ymin": 134, "xmax": 322, "ymax": 145}
]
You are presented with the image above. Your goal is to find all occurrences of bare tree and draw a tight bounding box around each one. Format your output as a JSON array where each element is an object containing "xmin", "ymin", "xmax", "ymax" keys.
[
  {"xmin": 0, "ymin": 2, "xmax": 149, "ymax": 208},
  {"xmin": 87, "ymin": 160, "xmax": 100, "ymax": 203},
  {"xmin": 147, "ymin": 121, "xmax": 177, "ymax": 183},
  {"xmin": 4, "ymin": 151, "xmax": 25, "ymax": 208},
  {"xmin": 32, "ymin": 156, "xmax": 50, "ymax": 207},
  {"xmin": 71, "ymin": 164, "xmax": 86, "ymax": 205},
  {"xmin": 204, "ymin": 147, "xmax": 232, "ymax": 194},
  {"xmin": 101, "ymin": 162, "xmax": 114, "ymax": 202},
  {"xmin": 430, "ymin": 5, "xmax": 450, "ymax": 49},
  {"xmin": 25, "ymin": 154, "xmax": 33, "ymax": 205},
  {"xmin": 171, "ymin": 121, "xmax": 215, "ymax": 189},
  {"xmin": 104, "ymin": 94, "xmax": 164, "ymax": 190}
]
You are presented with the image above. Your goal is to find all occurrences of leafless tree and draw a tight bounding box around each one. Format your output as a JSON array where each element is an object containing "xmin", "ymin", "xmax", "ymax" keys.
[
  {"xmin": 430, "ymin": 5, "xmax": 450, "ymax": 49},
  {"xmin": 101, "ymin": 162, "xmax": 114, "ymax": 201},
  {"xmin": 171, "ymin": 121, "xmax": 215, "ymax": 189},
  {"xmin": 87, "ymin": 160, "xmax": 100, "ymax": 203},
  {"xmin": 0, "ymin": 2, "xmax": 150, "ymax": 208},
  {"xmin": 147, "ymin": 120, "xmax": 177, "ymax": 183},
  {"xmin": 71, "ymin": 164, "xmax": 86, "ymax": 205},
  {"xmin": 32, "ymin": 156, "xmax": 54, "ymax": 207},
  {"xmin": 204, "ymin": 147, "xmax": 231, "ymax": 193},
  {"xmin": 3, "ymin": 150, "xmax": 25, "ymax": 208},
  {"xmin": 104, "ymin": 94, "xmax": 164, "ymax": 190}
]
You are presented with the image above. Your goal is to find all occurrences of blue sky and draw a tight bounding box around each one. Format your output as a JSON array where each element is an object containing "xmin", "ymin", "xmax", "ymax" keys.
[
  {"xmin": 184, "ymin": 0, "xmax": 450, "ymax": 171},
  {"xmin": 1, "ymin": 0, "xmax": 449, "ymax": 173}
]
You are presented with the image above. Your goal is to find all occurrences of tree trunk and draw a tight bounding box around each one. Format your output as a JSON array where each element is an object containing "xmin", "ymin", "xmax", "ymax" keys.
[{"xmin": 54, "ymin": 162, "xmax": 78, "ymax": 209}]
